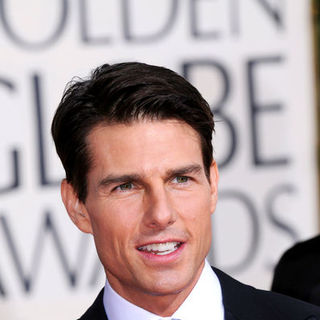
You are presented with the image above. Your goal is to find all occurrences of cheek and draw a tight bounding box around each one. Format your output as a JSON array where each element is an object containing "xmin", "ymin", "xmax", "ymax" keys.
[
  {"xmin": 89, "ymin": 201, "xmax": 141, "ymax": 244},
  {"xmin": 181, "ymin": 192, "xmax": 213, "ymax": 220},
  {"xmin": 179, "ymin": 197, "xmax": 213, "ymax": 243},
  {"xmin": 90, "ymin": 214, "xmax": 135, "ymax": 266}
]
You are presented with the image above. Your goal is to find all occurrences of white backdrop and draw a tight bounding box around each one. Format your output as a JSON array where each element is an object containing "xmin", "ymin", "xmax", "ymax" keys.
[{"xmin": 0, "ymin": 1, "xmax": 319, "ymax": 319}]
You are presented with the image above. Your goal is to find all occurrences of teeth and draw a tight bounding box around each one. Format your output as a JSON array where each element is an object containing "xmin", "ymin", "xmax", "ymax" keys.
[{"xmin": 138, "ymin": 242, "xmax": 180, "ymax": 255}]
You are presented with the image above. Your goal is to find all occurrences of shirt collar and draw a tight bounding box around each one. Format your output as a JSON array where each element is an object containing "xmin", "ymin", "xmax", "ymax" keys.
[{"xmin": 103, "ymin": 260, "xmax": 224, "ymax": 320}]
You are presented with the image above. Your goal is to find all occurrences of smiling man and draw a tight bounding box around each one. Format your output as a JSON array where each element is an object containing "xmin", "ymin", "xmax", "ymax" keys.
[{"xmin": 51, "ymin": 62, "xmax": 320, "ymax": 320}]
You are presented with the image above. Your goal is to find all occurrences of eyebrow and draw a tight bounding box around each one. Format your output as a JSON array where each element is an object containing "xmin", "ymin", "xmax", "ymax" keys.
[
  {"xmin": 165, "ymin": 164, "xmax": 202, "ymax": 179},
  {"xmin": 97, "ymin": 164, "xmax": 203, "ymax": 189},
  {"xmin": 98, "ymin": 174, "xmax": 142, "ymax": 189}
]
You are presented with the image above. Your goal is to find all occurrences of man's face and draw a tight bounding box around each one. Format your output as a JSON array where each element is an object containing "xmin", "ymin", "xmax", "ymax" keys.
[{"xmin": 64, "ymin": 119, "xmax": 218, "ymax": 312}]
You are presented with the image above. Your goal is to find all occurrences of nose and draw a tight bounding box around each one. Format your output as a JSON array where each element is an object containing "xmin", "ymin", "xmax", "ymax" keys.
[{"xmin": 143, "ymin": 186, "xmax": 177, "ymax": 229}]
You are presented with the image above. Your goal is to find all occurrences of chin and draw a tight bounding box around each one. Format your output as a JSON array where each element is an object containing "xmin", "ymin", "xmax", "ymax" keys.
[{"xmin": 145, "ymin": 275, "xmax": 193, "ymax": 297}]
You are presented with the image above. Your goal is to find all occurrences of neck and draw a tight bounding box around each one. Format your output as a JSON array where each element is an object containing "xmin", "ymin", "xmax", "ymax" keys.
[{"xmin": 106, "ymin": 263, "xmax": 204, "ymax": 316}]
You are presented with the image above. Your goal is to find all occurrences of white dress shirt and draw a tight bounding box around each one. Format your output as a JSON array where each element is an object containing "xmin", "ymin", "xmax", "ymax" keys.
[{"xmin": 103, "ymin": 259, "xmax": 224, "ymax": 320}]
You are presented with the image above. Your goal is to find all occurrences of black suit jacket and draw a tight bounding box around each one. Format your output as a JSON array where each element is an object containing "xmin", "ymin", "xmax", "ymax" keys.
[
  {"xmin": 78, "ymin": 267, "xmax": 320, "ymax": 320},
  {"xmin": 272, "ymin": 235, "xmax": 320, "ymax": 306}
]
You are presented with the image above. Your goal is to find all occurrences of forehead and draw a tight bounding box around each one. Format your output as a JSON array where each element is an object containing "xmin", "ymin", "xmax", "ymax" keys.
[{"xmin": 86, "ymin": 120, "xmax": 203, "ymax": 174}]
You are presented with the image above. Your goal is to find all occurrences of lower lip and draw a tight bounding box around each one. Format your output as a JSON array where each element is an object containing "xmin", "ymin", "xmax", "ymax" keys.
[{"xmin": 137, "ymin": 243, "xmax": 186, "ymax": 263}]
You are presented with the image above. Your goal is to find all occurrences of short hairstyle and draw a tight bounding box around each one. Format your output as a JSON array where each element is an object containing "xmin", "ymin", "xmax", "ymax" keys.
[{"xmin": 51, "ymin": 62, "xmax": 214, "ymax": 202}]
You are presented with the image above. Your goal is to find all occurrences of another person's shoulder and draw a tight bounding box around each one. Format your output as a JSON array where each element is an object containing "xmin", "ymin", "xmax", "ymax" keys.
[
  {"xmin": 272, "ymin": 235, "xmax": 320, "ymax": 280},
  {"xmin": 271, "ymin": 235, "xmax": 320, "ymax": 304},
  {"xmin": 214, "ymin": 267, "xmax": 320, "ymax": 319},
  {"xmin": 279, "ymin": 235, "xmax": 320, "ymax": 261}
]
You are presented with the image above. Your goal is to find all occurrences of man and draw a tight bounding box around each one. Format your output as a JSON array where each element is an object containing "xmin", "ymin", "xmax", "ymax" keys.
[
  {"xmin": 51, "ymin": 62, "xmax": 320, "ymax": 319},
  {"xmin": 272, "ymin": 235, "xmax": 320, "ymax": 306}
]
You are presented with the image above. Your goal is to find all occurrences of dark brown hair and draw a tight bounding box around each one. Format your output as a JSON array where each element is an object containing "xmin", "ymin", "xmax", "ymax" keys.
[{"xmin": 51, "ymin": 62, "xmax": 214, "ymax": 202}]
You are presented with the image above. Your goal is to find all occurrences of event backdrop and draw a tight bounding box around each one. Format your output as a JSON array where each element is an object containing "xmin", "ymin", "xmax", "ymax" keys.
[{"xmin": 0, "ymin": 1, "xmax": 319, "ymax": 319}]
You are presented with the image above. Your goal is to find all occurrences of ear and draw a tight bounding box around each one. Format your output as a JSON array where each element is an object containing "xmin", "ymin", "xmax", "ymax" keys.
[
  {"xmin": 209, "ymin": 160, "xmax": 219, "ymax": 214},
  {"xmin": 61, "ymin": 179, "xmax": 93, "ymax": 234}
]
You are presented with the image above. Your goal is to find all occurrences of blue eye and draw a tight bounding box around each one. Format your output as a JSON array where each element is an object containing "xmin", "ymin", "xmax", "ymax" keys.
[{"xmin": 175, "ymin": 176, "xmax": 189, "ymax": 183}]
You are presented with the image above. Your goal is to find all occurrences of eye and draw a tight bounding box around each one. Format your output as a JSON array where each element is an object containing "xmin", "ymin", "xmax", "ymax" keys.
[
  {"xmin": 174, "ymin": 176, "xmax": 189, "ymax": 183},
  {"xmin": 116, "ymin": 182, "xmax": 134, "ymax": 191}
]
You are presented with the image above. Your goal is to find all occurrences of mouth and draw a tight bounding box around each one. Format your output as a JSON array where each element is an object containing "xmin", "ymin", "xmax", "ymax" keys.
[{"xmin": 137, "ymin": 241, "xmax": 183, "ymax": 256}]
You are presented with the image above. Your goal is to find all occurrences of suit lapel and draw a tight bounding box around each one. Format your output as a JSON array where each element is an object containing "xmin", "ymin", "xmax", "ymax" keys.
[
  {"xmin": 78, "ymin": 288, "xmax": 108, "ymax": 320},
  {"xmin": 212, "ymin": 267, "xmax": 318, "ymax": 320},
  {"xmin": 213, "ymin": 267, "xmax": 247, "ymax": 320},
  {"xmin": 224, "ymin": 309, "xmax": 239, "ymax": 320}
]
